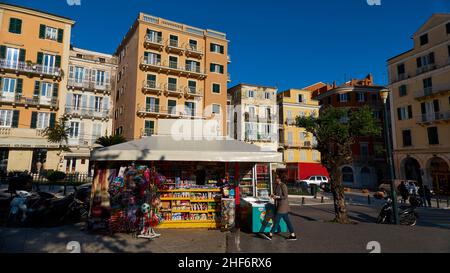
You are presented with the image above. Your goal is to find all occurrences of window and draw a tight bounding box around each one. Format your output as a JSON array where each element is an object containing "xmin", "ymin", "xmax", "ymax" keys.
[
  {"xmin": 420, "ymin": 34, "xmax": 428, "ymax": 46},
  {"xmin": 168, "ymin": 78, "xmax": 177, "ymax": 91},
  {"xmin": 339, "ymin": 93, "xmax": 348, "ymax": 102},
  {"xmin": 45, "ymin": 26, "xmax": 57, "ymax": 40},
  {"xmin": 212, "ymin": 83, "xmax": 221, "ymax": 94},
  {"xmin": 300, "ymin": 150, "xmax": 307, "ymax": 161},
  {"xmin": 447, "ymin": 22, "xmax": 450, "ymax": 34},
  {"xmin": 188, "ymin": 80, "xmax": 197, "ymax": 93},
  {"xmin": 146, "ymin": 29, "xmax": 162, "ymax": 43},
  {"xmin": 360, "ymin": 143, "xmax": 369, "ymax": 156},
  {"xmin": 94, "ymin": 97, "xmax": 103, "ymax": 112},
  {"xmin": 73, "ymin": 94, "xmax": 81, "ymax": 110},
  {"xmin": 286, "ymin": 110, "xmax": 293, "ymax": 124},
  {"xmin": 189, "ymin": 40, "xmax": 198, "ymax": 51},
  {"xmin": 342, "ymin": 167, "xmax": 354, "ymax": 183},
  {"xmin": 69, "ymin": 122, "xmax": 80, "ymax": 138},
  {"xmin": 169, "ymin": 35, "xmax": 178, "ymax": 47},
  {"xmin": 1, "ymin": 78, "xmax": 16, "ymax": 94},
  {"xmin": 287, "ymin": 132, "xmax": 293, "ymax": 145},
  {"xmin": 185, "ymin": 102, "xmax": 196, "ymax": 117},
  {"xmin": 169, "ymin": 56, "xmax": 178, "ymax": 69},
  {"xmin": 98, "ymin": 58, "xmax": 105, "ymax": 63},
  {"xmin": 36, "ymin": 112, "xmax": 50, "ymax": 129},
  {"xmin": 397, "ymin": 63, "xmax": 405, "ymax": 75},
  {"xmin": 402, "ymin": 130, "xmax": 412, "ymax": 146},
  {"xmin": 417, "ymin": 52, "xmax": 435, "ymax": 68},
  {"xmin": 210, "ymin": 63, "xmax": 224, "ymax": 74},
  {"xmin": 96, "ymin": 70, "xmax": 106, "ymax": 86},
  {"xmin": 248, "ymin": 90, "xmax": 255, "ymax": 98},
  {"xmin": 5, "ymin": 47, "xmax": 19, "ymax": 68},
  {"xmin": 357, "ymin": 92, "xmax": 365, "ymax": 102},
  {"xmin": 265, "ymin": 92, "xmax": 272, "ymax": 100},
  {"xmin": 297, "ymin": 94, "xmax": 304, "ymax": 103},
  {"xmin": 300, "ymin": 132, "xmax": 306, "ymax": 141},
  {"xmin": 144, "ymin": 121, "xmax": 154, "ymax": 136},
  {"xmin": 73, "ymin": 67, "xmax": 84, "ymax": 83},
  {"xmin": 399, "ymin": 85, "xmax": 407, "ymax": 97},
  {"xmin": 42, "ymin": 54, "xmax": 56, "ymax": 73},
  {"xmin": 397, "ymin": 105, "xmax": 412, "ymax": 120},
  {"xmin": 92, "ymin": 123, "xmax": 102, "ymax": 140},
  {"xmin": 212, "ymin": 104, "xmax": 221, "ymax": 115},
  {"xmin": 146, "ymin": 97, "xmax": 159, "ymax": 113},
  {"xmin": 427, "ymin": 127, "xmax": 439, "ymax": 145},
  {"xmin": 9, "ymin": 18, "xmax": 22, "ymax": 34},
  {"xmin": 147, "ymin": 74, "xmax": 156, "ymax": 88},
  {"xmin": 423, "ymin": 77, "xmax": 433, "ymax": 93},
  {"xmin": 144, "ymin": 52, "xmax": 161, "ymax": 65},
  {"xmin": 210, "ymin": 43, "xmax": 224, "ymax": 54},
  {"xmin": 185, "ymin": 60, "xmax": 200, "ymax": 72},
  {"xmin": 287, "ymin": 151, "xmax": 294, "ymax": 162},
  {"xmin": 313, "ymin": 151, "xmax": 319, "ymax": 161},
  {"xmin": 40, "ymin": 82, "xmax": 52, "ymax": 98},
  {"xmin": 168, "ymin": 100, "xmax": 177, "ymax": 114},
  {"xmin": 0, "ymin": 110, "xmax": 13, "ymax": 127}
]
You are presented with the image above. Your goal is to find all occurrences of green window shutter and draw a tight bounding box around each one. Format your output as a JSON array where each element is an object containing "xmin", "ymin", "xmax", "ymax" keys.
[
  {"xmin": 39, "ymin": 24, "xmax": 46, "ymax": 39},
  {"xmin": 220, "ymin": 45, "xmax": 224, "ymax": 54},
  {"xmin": 219, "ymin": 65, "xmax": 224, "ymax": 74},
  {"xmin": 55, "ymin": 55, "xmax": 61, "ymax": 68},
  {"xmin": 12, "ymin": 111, "xmax": 20, "ymax": 128},
  {"xmin": 16, "ymin": 79, "xmax": 23, "ymax": 96},
  {"xmin": 16, "ymin": 19, "xmax": 22, "ymax": 34},
  {"xmin": 30, "ymin": 112, "xmax": 38, "ymax": 129},
  {"xmin": 52, "ymin": 83, "xmax": 59, "ymax": 98},
  {"xmin": 0, "ymin": 46, "xmax": 6, "ymax": 59},
  {"xmin": 37, "ymin": 52, "xmax": 43, "ymax": 64},
  {"xmin": 34, "ymin": 81, "xmax": 41, "ymax": 96},
  {"xmin": 49, "ymin": 113, "xmax": 56, "ymax": 128},
  {"xmin": 19, "ymin": 49, "xmax": 26, "ymax": 62},
  {"xmin": 57, "ymin": 29, "xmax": 64, "ymax": 43}
]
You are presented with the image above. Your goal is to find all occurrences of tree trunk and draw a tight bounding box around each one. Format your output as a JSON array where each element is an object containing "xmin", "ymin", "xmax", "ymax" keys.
[{"xmin": 330, "ymin": 165, "xmax": 350, "ymax": 224}]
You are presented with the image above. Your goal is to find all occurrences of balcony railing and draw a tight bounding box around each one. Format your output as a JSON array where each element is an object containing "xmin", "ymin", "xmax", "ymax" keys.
[
  {"xmin": 140, "ymin": 57, "xmax": 206, "ymax": 78},
  {"xmin": 302, "ymin": 141, "xmax": 312, "ymax": 148},
  {"xmin": 64, "ymin": 107, "xmax": 111, "ymax": 119},
  {"xmin": 184, "ymin": 86, "xmax": 203, "ymax": 97},
  {"xmin": 163, "ymin": 83, "xmax": 184, "ymax": 96},
  {"xmin": 245, "ymin": 133, "xmax": 275, "ymax": 143},
  {"xmin": 391, "ymin": 59, "xmax": 450, "ymax": 84},
  {"xmin": 416, "ymin": 64, "xmax": 437, "ymax": 75},
  {"xmin": 142, "ymin": 80, "xmax": 163, "ymax": 94},
  {"xmin": 166, "ymin": 39, "xmax": 184, "ymax": 53},
  {"xmin": 281, "ymin": 141, "xmax": 301, "ymax": 148},
  {"xmin": 144, "ymin": 34, "xmax": 164, "ymax": 49},
  {"xmin": 185, "ymin": 44, "xmax": 204, "ymax": 57},
  {"xmin": 136, "ymin": 104, "xmax": 203, "ymax": 119},
  {"xmin": 0, "ymin": 94, "xmax": 58, "ymax": 108},
  {"xmin": 0, "ymin": 59, "xmax": 62, "ymax": 79},
  {"xmin": 141, "ymin": 128, "xmax": 155, "ymax": 138},
  {"xmin": 416, "ymin": 111, "xmax": 450, "ymax": 124},
  {"xmin": 414, "ymin": 85, "xmax": 450, "ymax": 100},
  {"xmin": 67, "ymin": 79, "xmax": 111, "ymax": 92}
]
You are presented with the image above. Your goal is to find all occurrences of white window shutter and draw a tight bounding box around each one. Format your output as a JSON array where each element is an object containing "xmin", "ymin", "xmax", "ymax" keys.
[{"xmin": 91, "ymin": 69, "xmax": 96, "ymax": 82}]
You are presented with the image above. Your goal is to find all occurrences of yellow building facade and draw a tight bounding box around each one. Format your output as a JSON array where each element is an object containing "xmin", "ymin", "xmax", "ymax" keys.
[
  {"xmin": 277, "ymin": 89, "xmax": 327, "ymax": 182},
  {"xmin": 0, "ymin": 3, "xmax": 74, "ymax": 173},
  {"xmin": 388, "ymin": 14, "xmax": 450, "ymax": 194},
  {"xmin": 113, "ymin": 13, "xmax": 230, "ymax": 140}
]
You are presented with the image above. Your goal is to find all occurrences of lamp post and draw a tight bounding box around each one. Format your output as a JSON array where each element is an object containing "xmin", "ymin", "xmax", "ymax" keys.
[{"xmin": 380, "ymin": 89, "xmax": 399, "ymax": 225}]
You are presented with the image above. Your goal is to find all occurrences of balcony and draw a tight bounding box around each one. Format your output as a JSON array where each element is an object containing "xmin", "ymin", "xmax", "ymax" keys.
[
  {"xmin": 0, "ymin": 59, "xmax": 62, "ymax": 80},
  {"xmin": 285, "ymin": 119, "xmax": 296, "ymax": 126},
  {"xmin": 281, "ymin": 142, "xmax": 301, "ymax": 148},
  {"xmin": 139, "ymin": 57, "xmax": 206, "ymax": 79},
  {"xmin": 416, "ymin": 64, "xmax": 437, "ymax": 75},
  {"xmin": 416, "ymin": 111, "xmax": 450, "ymax": 125},
  {"xmin": 64, "ymin": 107, "xmax": 111, "ymax": 120},
  {"xmin": 185, "ymin": 44, "xmax": 204, "ymax": 58},
  {"xmin": 0, "ymin": 94, "xmax": 59, "ymax": 109},
  {"xmin": 163, "ymin": 83, "xmax": 184, "ymax": 97},
  {"xmin": 245, "ymin": 133, "xmax": 274, "ymax": 143},
  {"xmin": 166, "ymin": 39, "xmax": 185, "ymax": 54},
  {"xmin": 414, "ymin": 85, "xmax": 450, "ymax": 101},
  {"xmin": 136, "ymin": 104, "xmax": 202, "ymax": 119},
  {"xmin": 301, "ymin": 141, "xmax": 312, "ymax": 149},
  {"xmin": 144, "ymin": 34, "xmax": 164, "ymax": 51},
  {"xmin": 141, "ymin": 128, "xmax": 155, "ymax": 138},
  {"xmin": 244, "ymin": 113, "xmax": 258, "ymax": 123},
  {"xmin": 67, "ymin": 79, "xmax": 111, "ymax": 94},
  {"xmin": 142, "ymin": 80, "xmax": 163, "ymax": 95},
  {"xmin": 184, "ymin": 86, "xmax": 203, "ymax": 98}
]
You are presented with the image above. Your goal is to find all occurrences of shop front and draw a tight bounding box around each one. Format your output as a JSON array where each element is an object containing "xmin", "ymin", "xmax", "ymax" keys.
[{"xmin": 89, "ymin": 136, "xmax": 282, "ymax": 236}]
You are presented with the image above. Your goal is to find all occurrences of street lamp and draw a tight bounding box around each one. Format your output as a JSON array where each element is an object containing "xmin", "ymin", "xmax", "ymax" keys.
[{"xmin": 380, "ymin": 89, "xmax": 399, "ymax": 225}]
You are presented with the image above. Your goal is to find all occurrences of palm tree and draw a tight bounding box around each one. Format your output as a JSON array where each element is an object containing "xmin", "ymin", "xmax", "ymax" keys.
[
  {"xmin": 95, "ymin": 135, "xmax": 127, "ymax": 147},
  {"xmin": 43, "ymin": 117, "xmax": 71, "ymax": 171}
]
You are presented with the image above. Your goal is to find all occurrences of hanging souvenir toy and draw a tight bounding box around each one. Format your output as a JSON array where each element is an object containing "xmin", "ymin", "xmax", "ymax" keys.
[
  {"xmin": 138, "ymin": 203, "xmax": 160, "ymax": 239},
  {"xmin": 144, "ymin": 168, "xmax": 151, "ymax": 183}
]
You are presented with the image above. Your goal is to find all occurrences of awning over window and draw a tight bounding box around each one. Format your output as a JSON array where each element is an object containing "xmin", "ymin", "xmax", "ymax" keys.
[{"xmin": 91, "ymin": 135, "xmax": 282, "ymax": 163}]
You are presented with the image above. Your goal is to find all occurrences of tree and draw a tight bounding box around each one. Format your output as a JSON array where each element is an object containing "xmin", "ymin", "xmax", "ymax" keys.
[
  {"xmin": 95, "ymin": 135, "xmax": 127, "ymax": 147},
  {"xmin": 296, "ymin": 106, "xmax": 381, "ymax": 223},
  {"xmin": 43, "ymin": 117, "xmax": 71, "ymax": 171}
]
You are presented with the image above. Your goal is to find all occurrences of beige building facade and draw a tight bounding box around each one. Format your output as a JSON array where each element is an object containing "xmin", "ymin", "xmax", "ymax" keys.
[
  {"xmin": 388, "ymin": 14, "xmax": 450, "ymax": 195},
  {"xmin": 0, "ymin": 3, "xmax": 74, "ymax": 173},
  {"xmin": 113, "ymin": 13, "xmax": 230, "ymax": 140}
]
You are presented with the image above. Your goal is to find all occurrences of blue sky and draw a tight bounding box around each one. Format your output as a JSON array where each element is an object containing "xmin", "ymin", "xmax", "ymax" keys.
[{"xmin": 3, "ymin": 0, "xmax": 450, "ymax": 90}]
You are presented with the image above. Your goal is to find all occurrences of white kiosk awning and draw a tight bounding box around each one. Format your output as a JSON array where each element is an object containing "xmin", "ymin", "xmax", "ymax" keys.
[{"xmin": 91, "ymin": 135, "xmax": 282, "ymax": 163}]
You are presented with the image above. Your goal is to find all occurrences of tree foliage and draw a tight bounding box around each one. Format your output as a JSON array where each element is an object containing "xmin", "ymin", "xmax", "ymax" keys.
[{"xmin": 95, "ymin": 135, "xmax": 127, "ymax": 147}]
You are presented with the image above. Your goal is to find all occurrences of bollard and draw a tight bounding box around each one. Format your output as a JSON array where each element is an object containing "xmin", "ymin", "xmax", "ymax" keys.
[
  {"xmin": 321, "ymin": 196, "xmax": 324, "ymax": 203},
  {"xmin": 314, "ymin": 192, "xmax": 317, "ymax": 199},
  {"xmin": 302, "ymin": 197, "xmax": 305, "ymax": 205},
  {"xmin": 436, "ymin": 195, "xmax": 440, "ymax": 208},
  {"xmin": 368, "ymin": 195, "xmax": 371, "ymax": 205}
]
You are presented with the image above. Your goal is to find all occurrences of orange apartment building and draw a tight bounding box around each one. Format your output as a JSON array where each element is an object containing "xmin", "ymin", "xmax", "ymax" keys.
[
  {"xmin": 113, "ymin": 13, "xmax": 230, "ymax": 140},
  {"xmin": 0, "ymin": 3, "xmax": 74, "ymax": 173}
]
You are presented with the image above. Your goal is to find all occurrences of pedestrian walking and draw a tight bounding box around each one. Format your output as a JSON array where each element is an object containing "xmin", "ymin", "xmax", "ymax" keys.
[
  {"xmin": 261, "ymin": 176, "xmax": 297, "ymax": 241},
  {"xmin": 398, "ymin": 181, "xmax": 409, "ymax": 204},
  {"xmin": 424, "ymin": 185, "xmax": 432, "ymax": 207}
]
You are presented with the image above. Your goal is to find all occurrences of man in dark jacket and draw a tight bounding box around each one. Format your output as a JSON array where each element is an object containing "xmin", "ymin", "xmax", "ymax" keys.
[
  {"xmin": 398, "ymin": 181, "xmax": 409, "ymax": 204},
  {"xmin": 261, "ymin": 176, "xmax": 297, "ymax": 241}
]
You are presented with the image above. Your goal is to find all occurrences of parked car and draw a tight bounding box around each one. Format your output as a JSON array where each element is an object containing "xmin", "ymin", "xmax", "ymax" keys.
[{"xmin": 299, "ymin": 175, "xmax": 329, "ymax": 186}]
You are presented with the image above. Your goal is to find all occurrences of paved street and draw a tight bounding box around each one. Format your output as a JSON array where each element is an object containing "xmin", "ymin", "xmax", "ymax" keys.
[{"xmin": 1, "ymin": 193, "xmax": 449, "ymax": 253}]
